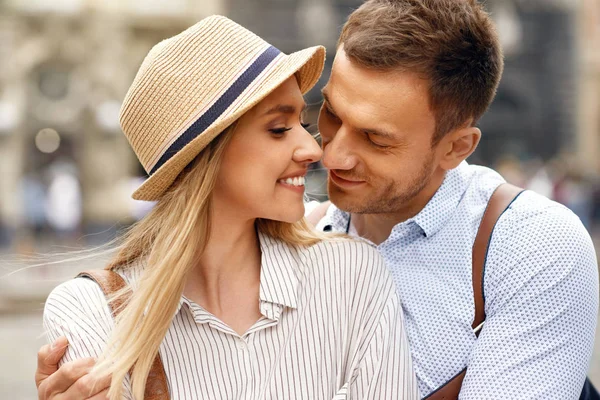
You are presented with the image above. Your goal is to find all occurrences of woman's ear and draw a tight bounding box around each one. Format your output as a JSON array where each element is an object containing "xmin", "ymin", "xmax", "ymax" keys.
[{"xmin": 437, "ymin": 126, "xmax": 481, "ymax": 171}]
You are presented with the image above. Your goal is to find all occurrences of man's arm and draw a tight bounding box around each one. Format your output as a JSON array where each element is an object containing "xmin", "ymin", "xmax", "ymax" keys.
[{"xmin": 461, "ymin": 198, "xmax": 599, "ymax": 399}]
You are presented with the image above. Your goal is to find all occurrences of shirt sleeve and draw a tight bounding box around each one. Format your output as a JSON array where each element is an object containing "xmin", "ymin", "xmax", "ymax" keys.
[
  {"xmin": 460, "ymin": 199, "xmax": 599, "ymax": 399},
  {"xmin": 341, "ymin": 246, "xmax": 420, "ymax": 400},
  {"xmin": 43, "ymin": 277, "xmax": 133, "ymax": 398}
]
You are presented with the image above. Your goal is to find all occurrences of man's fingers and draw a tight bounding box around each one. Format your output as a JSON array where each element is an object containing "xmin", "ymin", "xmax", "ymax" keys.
[
  {"xmin": 86, "ymin": 388, "xmax": 109, "ymax": 400},
  {"xmin": 59, "ymin": 371, "xmax": 111, "ymax": 400},
  {"xmin": 306, "ymin": 201, "xmax": 331, "ymax": 226},
  {"xmin": 39, "ymin": 357, "xmax": 96, "ymax": 399},
  {"xmin": 75, "ymin": 371, "xmax": 111, "ymax": 399},
  {"xmin": 36, "ymin": 337, "xmax": 69, "ymax": 387}
]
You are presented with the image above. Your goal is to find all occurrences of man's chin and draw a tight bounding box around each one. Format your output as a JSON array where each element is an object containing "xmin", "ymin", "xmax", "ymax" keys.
[{"xmin": 328, "ymin": 183, "xmax": 367, "ymax": 214}]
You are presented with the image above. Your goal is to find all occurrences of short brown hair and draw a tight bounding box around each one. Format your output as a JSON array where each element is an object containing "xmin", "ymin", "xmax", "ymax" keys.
[{"xmin": 339, "ymin": 0, "xmax": 503, "ymax": 143}]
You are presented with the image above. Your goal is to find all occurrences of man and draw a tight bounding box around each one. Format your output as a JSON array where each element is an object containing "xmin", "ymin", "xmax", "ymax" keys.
[{"xmin": 37, "ymin": 0, "xmax": 598, "ymax": 398}]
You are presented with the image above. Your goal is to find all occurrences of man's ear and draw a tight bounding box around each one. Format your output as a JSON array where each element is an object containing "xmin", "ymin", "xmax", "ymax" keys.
[{"xmin": 437, "ymin": 126, "xmax": 481, "ymax": 171}]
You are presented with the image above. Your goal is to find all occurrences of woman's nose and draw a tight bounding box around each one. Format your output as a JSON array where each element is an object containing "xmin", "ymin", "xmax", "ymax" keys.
[{"xmin": 293, "ymin": 131, "xmax": 323, "ymax": 164}]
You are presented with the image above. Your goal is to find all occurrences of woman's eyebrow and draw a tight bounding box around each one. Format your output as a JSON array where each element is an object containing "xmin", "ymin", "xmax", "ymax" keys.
[{"xmin": 263, "ymin": 103, "xmax": 307, "ymax": 115}]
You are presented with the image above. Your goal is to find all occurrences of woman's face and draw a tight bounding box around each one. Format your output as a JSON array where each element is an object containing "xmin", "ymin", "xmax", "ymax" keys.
[{"xmin": 214, "ymin": 77, "xmax": 322, "ymax": 223}]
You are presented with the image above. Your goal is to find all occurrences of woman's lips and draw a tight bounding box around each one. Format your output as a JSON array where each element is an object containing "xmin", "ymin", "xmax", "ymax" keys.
[
  {"xmin": 277, "ymin": 179, "xmax": 305, "ymax": 193},
  {"xmin": 329, "ymin": 170, "xmax": 365, "ymax": 188}
]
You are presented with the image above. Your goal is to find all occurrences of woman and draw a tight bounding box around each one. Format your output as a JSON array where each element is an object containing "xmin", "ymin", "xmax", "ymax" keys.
[{"xmin": 43, "ymin": 16, "xmax": 419, "ymax": 400}]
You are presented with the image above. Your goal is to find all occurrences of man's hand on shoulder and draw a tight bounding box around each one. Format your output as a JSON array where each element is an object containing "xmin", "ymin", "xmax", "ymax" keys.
[
  {"xmin": 36, "ymin": 336, "xmax": 110, "ymax": 400},
  {"xmin": 305, "ymin": 200, "xmax": 331, "ymax": 227}
]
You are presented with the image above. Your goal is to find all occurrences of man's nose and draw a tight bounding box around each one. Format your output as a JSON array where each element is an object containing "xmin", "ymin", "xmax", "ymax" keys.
[{"xmin": 322, "ymin": 127, "xmax": 356, "ymax": 170}]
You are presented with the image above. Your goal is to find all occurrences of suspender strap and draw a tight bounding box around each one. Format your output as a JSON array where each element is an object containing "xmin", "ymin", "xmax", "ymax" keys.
[
  {"xmin": 425, "ymin": 183, "xmax": 524, "ymax": 400},
  {"xmin": 77, "ymin": 270, "xmax": 170, "ymax": 400},
  {"xmin": 471, "ymin": 183, "xmax": 524, "ymax": 334}
]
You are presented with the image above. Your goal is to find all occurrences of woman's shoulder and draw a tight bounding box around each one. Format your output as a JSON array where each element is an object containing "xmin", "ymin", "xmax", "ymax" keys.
[
  {"xmin": 43, "ymin": 271, "xmax": 125, "ymax": 366},
  {"xmin": 44, "ymin": 274, "xmax": 112, "ymax": 324},
  {"xmin": 305, "ymin": 237, "xmax": 382, "ymax": 264},
  {"xmin": 43, "ymin": 263, "xmax": 140, "ymax": 324},
  {"xmin": 302, "ymin": 238, "xmax": 391, "ymax": 283}
]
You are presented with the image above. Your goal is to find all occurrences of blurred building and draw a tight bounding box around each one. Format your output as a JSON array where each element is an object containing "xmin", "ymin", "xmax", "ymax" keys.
[
  {"xmin": 228, "ymin": 0, "xmax": 353, "ymax": 105},
  {"xmin": 0, "ymin": 0, "xmax": 599, "ymax": 248},
  {"xmin": 475, "ymin": 0, "xmax": 580, "ymax": 165},
  {"xmin": 0, "ymin": 0, "xmax": 224, "ymax": 246},
  {"xmin": 578, "ymin": 0, "xmax": 600, "ymax": 174}
]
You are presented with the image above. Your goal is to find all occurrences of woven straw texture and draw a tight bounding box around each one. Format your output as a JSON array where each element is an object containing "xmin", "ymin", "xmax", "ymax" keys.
[{"xmin": 119, "ymin": 15, "xmax": 325, "ymax": 201}]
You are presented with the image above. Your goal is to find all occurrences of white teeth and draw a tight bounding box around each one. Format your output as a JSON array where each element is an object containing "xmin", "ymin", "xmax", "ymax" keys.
[{"xmin": 279, "ymin": 176, "xmax": 305, "ymax": 187}]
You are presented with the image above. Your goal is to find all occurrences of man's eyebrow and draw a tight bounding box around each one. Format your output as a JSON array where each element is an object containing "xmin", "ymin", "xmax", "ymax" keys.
[
  {"xmin": 263, "ymin": 103, "xmax": 307, "ymax": 115},
  {"xmin": 321, "ymin": 90, "xmax": 332, "ymax": 109},
  {"xmin": 321, "ymin": 92, "xmax": 340, "ymax": 117},
  {"xmin": 321, "ymin": 89, "xmax": 397, "ymax": 141}
]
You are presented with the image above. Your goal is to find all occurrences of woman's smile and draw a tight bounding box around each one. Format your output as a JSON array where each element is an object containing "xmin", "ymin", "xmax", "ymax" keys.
[{"xmin": 277, "ymin": 171, "xmax": 307, "ymax": 193}]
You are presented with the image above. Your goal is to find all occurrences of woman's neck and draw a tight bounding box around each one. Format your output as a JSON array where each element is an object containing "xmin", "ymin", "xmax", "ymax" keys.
[
  {"xmin": 183, "ymin": 212, "xmax": 262, "ymax": 327},
  {"xmin": 201, "ymin": 218, "xmax": 260, "ymax": 277}
]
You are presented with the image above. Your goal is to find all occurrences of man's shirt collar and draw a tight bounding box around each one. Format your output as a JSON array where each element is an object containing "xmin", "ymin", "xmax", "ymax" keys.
[
  {"xmin": 412, "ymin": 161, "xmax": 472, "ymax": 237},
  {"xmin": 327, "ymin": 161, "xmax": 473, "ymax": 239}
]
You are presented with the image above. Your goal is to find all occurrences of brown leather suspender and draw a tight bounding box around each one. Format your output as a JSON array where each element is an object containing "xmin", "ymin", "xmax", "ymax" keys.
[
  {"xmin": 77, "ymin": 270, "xmax": 170, "ymax": 399},
  {"xmin": 425, "ymin": 183, "xmax": 524, "ymax": 400}
]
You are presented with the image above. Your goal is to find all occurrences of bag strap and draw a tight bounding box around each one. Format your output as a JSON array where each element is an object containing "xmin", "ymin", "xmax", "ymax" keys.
[
  {"xmin": 471, "ymin": 183, "xmax": 524, "ymax": 335},
  {"xmin": 425, "ymin": 183, "xmax": 524, "ymax": 400},
  {"xmin": 77, "ymin": 269, "xmax": 170, "ymax": 400}
]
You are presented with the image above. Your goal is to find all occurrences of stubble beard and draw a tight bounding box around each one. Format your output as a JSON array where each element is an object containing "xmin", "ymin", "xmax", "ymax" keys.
[{"xmin": 330, "ymin": 154, "xmax": 435, "ymax": 215}]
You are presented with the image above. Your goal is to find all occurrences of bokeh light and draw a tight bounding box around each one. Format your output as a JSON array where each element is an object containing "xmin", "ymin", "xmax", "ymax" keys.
[{"xmin": 34, "ymin": 128, "xmax": 61, "ymax": 153}]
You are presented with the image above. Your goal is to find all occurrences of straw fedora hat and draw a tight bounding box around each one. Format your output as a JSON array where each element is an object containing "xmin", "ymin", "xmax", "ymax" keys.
[{"xmin": 119, "ymin": 15, "xmax": 325, "ymax": 201}]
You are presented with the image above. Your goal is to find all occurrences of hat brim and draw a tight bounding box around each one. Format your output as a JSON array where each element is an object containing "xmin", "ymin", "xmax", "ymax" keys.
[{"xmin": 131, "ymin": 45, "xmax": 325, "ymax": 201}]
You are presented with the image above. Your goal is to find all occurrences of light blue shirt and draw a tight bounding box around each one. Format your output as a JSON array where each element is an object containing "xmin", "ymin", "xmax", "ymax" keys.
[{"xmin": 318, "ymin": 161, "xmax": 599, "ymax": 399}]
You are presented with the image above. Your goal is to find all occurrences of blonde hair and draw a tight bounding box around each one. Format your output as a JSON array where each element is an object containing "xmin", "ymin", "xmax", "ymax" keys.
[{"xmin": 93, "ymin": 123, "xmax": 329, "ymax": 400}]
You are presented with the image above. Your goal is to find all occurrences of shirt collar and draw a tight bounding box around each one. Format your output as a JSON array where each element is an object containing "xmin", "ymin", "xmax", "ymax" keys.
[
  {"xmin": 327, "ymin": 161, "xmax": 472, "ymax": 238},
  {"xmin": 412, "ymin": 161, "xmax": 472, "ymax": 237},
  {"xmin": 173, "ymin": 230, "xmax": 300, "ymax": 316},
  {"xmin": 257, "ymin": 230, "xmax": 300, "ymax": 309}
]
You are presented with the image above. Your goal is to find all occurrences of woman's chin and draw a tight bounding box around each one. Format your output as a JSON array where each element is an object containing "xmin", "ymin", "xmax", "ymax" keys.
[{"xmin": 264, "ymin": 207, "xmax": 305, "ymax": 224}]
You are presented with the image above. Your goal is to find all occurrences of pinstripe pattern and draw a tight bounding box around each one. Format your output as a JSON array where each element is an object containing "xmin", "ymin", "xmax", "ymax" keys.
[{"xmin": 43, "ymin": 233, "xmax": 419, "ymax": 399}]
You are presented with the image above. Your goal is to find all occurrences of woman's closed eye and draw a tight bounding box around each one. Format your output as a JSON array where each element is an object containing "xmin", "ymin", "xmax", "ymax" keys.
[{"xmin": 269, "ymin": 122, "xmax": 310, "ymax": 136}]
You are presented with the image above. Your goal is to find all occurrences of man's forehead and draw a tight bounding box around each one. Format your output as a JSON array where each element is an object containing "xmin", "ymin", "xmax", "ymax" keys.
[
  {"xmin": 332, "ymin": 49, "xmax": 428, "ymax": 93},
  {"xmin": 323, "ymin": 55, "xmax": 436, "ymax": 137}
]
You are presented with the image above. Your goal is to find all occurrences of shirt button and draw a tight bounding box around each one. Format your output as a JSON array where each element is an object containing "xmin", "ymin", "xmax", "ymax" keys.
[{"xmin": 237, "ymin": 340, "xmax": 247, "ymax": 351}]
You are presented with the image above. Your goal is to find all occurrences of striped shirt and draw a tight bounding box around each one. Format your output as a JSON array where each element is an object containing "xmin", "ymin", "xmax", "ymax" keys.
[{"xmin": 43, "ymin": 232, "xmax": 420, "ymax": 399}]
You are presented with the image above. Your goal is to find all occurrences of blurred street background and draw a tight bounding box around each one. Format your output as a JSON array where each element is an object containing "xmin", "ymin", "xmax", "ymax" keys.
[{"xmin": 0, "ymin": 0, "xmax": 599, "ymax": 398}]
